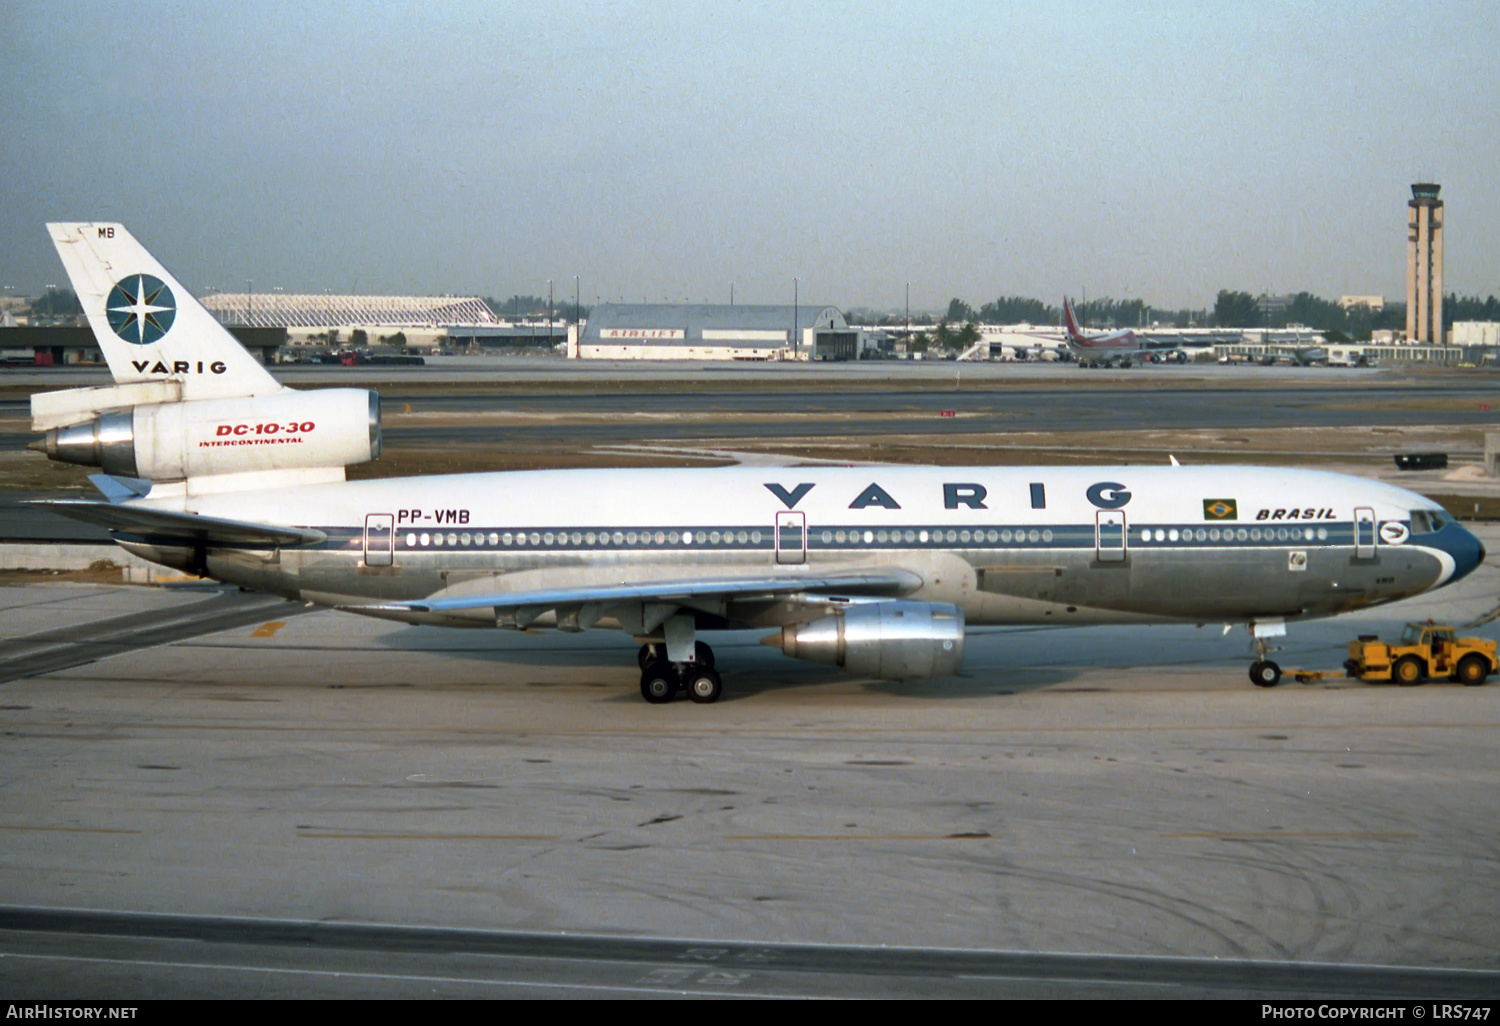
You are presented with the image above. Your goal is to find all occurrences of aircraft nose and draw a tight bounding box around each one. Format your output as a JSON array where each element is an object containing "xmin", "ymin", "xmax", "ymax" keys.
[{"xmin": 1431, "ymin": 521, "xmax": 1487, "ymax": 584}]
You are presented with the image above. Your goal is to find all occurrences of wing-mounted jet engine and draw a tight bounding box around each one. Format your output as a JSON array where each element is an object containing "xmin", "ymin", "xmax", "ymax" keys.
[{"xmin": 768, "ymin": 601, "xmax": 965, "ymax": 679}]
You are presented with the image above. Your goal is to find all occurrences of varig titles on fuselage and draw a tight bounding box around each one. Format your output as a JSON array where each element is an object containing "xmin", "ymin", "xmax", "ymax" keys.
[{"xmin": 763, "ymin": 480, "xmax": 1133, "ymax": 512}]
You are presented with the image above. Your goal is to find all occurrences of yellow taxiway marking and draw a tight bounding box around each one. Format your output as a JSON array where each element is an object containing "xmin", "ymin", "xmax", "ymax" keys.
[
  {"xmin": 1163, "ymin": 831, "xmax": 1418, "ymax": 840},
  {"xmin": 249, "ymin": 621, "xmax": 288, "ymax": 638},
  {"xmin": 0, "ymin": 824, "xmax": 140, "ymax": 835},
  {"xmin": 297, "ymin": 832, "xmax": 561, "ymax": 841}
]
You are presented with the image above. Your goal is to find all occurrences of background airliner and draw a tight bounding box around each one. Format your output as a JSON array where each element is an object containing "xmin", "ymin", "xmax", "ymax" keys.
[
  {"xmin": 1061, "ymin": 297, "xmax": 1186, "ymax": 366},
  {"xmin": 25, "ymin": 224, "xmax": 1488, "ymax": 702}
]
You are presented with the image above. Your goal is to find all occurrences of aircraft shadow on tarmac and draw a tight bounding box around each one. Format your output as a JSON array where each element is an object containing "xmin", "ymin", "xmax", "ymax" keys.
[{"xmin": 369, "ymin": 626, "xmax": 1082, "ymax": 702}]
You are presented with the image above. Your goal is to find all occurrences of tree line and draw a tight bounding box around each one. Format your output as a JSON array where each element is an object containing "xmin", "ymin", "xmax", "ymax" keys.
[
  {"xmin": 852, "ymin": 296, "xmax": 1210, "ymax": 331},
  {"xmin": 1210, "ymin": 291, "xmax": 1402, "ymax": 340},
  {"xmin": 1212, "ymin": 291, "xmax": 1495, "ymax": 340},
  {"xmin": 485, "ymin": 295, "xmax": 590, "ymax": 321},
  {"xmin": 919, "ymin": 290, "xmax": 1500, "ymax": 343},
  {"xmin": 26, "ymin": 287, "xmax": 83, "ymax": 320},
  {"xmin": 943, "ymin": 296, "xmax": 1200, "ymax": 329}
]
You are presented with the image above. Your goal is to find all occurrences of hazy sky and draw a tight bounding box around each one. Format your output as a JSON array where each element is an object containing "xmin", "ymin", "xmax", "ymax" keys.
[{"xmin": 3, "ymin": 1, "xmax": 1497, "ymax": 312}]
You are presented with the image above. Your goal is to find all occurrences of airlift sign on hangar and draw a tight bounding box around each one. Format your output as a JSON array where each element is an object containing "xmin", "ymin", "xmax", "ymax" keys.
[{"xmin": 575, "ymin": 302, "xmax": 859, "ymax": 360}]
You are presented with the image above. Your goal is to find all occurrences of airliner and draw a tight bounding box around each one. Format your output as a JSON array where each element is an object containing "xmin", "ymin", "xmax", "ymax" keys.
[
  {"xmin": 1061, "ymin": 297, "xmax": 1185, "ymax": 366},
  {"xmin": 25, "ymin": 224, "xmax": 1489, "ymax": 702}
]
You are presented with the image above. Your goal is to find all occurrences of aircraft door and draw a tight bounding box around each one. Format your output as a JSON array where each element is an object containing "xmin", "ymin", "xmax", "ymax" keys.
[
  {"xmin": 1354, "ymin": 506, "xmax": 1377, "ymax": 559},
  {"xmin": 1096, "ymin": 510, "xmax": 1127, "ymax": 563},
  {"xmin": 364, "ymin": 513, "xmax": 395, "ymax": 567},
  {"xmin": 775, "ymin": 511, "xmax": 806, "ymax": 565}
]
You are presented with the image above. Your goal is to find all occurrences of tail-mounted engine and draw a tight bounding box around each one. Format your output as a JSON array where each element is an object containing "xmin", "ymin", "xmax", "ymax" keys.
[
  {"xmin": 31, "ymin": 388, "xmax": 381, "ymax": 481},
  {"xmin": 771, "ymin": 601, "xmax": 965, "ymax": 679}
]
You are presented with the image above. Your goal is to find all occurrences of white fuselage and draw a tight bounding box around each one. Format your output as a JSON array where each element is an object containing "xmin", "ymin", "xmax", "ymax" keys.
[{"xmin": 123, "ymin": 463, "xmax": 1464, "ymax": 630}]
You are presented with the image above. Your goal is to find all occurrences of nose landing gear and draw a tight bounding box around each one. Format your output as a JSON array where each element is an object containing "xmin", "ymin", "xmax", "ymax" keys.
[
  {"xmin": 1247, "ymin": 623, "xmax": 1284, "ymax": 687},
  {"xmin": 1249, "ymin": 659, "xmax": 1283, "ymax": 687}
]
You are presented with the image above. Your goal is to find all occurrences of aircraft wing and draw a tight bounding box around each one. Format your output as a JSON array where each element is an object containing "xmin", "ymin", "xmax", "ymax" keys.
[
  {"xmin": 28, "ymin": 499, "xmax": 329, "ymax": 548},
  {"xmin": 347, "ymin": 569, "xmax": 923, "ymax": 617}
]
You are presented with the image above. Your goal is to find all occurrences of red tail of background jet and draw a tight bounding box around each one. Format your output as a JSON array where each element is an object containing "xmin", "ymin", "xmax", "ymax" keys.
[{"xmin": 1062, "ymin": 296, "xmax": 1085, "ymax": 341}]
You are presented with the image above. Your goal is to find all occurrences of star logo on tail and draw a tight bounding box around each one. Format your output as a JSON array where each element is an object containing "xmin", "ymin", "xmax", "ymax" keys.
[{"xmin": 106, "ymin": 274, "xmax": 176, "ymax": 345}]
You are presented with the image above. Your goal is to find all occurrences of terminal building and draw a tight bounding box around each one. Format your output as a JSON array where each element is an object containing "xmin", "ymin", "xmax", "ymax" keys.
[{"xmin": 572, "ymin": 303, "xmax": 859, "ymax": 361}]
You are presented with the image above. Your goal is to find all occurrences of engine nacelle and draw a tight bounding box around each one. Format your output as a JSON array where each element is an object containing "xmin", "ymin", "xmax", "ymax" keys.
[
  {"xmin": 771, "ymin": 601, "xmax": 965, "ymax": 679},
  {"xmin": 34, "ymin": 388, "xmax": 381, "ymax": 481}
]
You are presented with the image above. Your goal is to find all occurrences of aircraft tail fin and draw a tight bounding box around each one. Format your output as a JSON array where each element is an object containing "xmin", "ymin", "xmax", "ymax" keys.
[
  {"xmin": 1062, "ymin": 297, "xmax": 1083, "ymax": 341},
  {"xmin": 46, "ymin": 223, "xmax": 281, "ymax": 400}
]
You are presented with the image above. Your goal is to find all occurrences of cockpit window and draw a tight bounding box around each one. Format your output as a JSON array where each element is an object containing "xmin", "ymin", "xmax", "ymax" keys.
[{"xmin": 1410, "ymin": 509, "xmax": 1453, "ymax": 534}]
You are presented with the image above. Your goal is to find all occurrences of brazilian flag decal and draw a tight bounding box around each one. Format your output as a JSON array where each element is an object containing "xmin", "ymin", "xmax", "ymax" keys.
[{"xmin": 1203, "ymin": 499, "xmax": 1237, "ymax": 521}]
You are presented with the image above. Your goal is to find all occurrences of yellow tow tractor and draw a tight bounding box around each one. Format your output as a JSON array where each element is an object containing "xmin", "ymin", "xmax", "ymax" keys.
[{"xmin": 1343, "ymin": 622, "xmax": 1497, "ymax": 686}]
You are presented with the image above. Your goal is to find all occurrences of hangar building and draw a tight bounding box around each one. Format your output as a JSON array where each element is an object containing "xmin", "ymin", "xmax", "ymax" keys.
[{"xmin": 573, "ymin": 303, "xmax": 856, "ymax": 360}]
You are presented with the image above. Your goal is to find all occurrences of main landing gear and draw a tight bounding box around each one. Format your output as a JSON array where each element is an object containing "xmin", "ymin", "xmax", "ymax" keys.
[{"xmin": 638, "ymin": 643, "xmax": 722, "ymax": 704}]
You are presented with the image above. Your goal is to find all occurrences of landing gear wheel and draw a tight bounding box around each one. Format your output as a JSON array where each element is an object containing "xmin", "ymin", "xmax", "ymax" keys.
[
  {"xmin": 1456, "ymin": 654, "xmax": 1489, "ymax": 687},
  {"xmin": 1249, "ymin": 660, "xmax": 1282, "ymax": 688},
  {"xmin": 686, "ymin": 666, "xmax": 723, "ymax": 704},
  {"xmin": 1392, "ymin": 656, "xmax": 1425, "ymax": 686},
  {"xmin": 640, "ymin": 662, "xmax": 677, "ymax": 704}
]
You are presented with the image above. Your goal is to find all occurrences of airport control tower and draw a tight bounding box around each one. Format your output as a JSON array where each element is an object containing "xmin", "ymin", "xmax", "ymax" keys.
[{"xmin": 1406, "ymin": 183, "xmax": 1444, "ymax": 343}]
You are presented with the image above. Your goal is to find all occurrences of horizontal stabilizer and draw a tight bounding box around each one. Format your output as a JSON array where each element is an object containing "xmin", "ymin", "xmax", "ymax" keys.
[
  {"xmin": 28, "ymin": 499, "xmax": 327, "ymax": 548},
  {"xmin": 346, "ymin": 569, "xmax": 923, "ymax": 615},
  {"xmin": 32, "ymin": 381, "xmax": 184, "ymax": 432}
]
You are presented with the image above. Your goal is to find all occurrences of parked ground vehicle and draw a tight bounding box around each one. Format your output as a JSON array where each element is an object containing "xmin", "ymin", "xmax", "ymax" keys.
[{"xmin": 1344, "ymin": 622, "xmax": 1497, "ymax": 686}]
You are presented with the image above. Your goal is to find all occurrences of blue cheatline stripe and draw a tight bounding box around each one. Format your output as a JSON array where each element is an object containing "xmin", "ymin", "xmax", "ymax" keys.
[{"xmin": 316, "ymin": 520, "xmax": 1397, "ymax": 553}]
